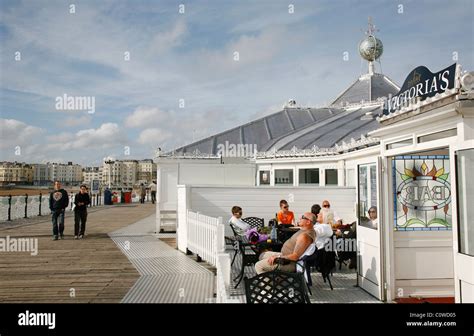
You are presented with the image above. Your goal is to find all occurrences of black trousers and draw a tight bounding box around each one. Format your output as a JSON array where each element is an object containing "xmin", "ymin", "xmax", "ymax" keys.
[{"xmin": 74, "ymin": 208, "xmax": 87, "ymax": 236}]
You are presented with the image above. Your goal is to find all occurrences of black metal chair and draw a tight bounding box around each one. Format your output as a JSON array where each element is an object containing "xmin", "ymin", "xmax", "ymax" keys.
[
  {"xmin": 225, "ymin": 235, "xmax": 239, "ymax": 266},
  {"xmin": 242, "ymin": 217, "xmax": 264, "ymax": 229},
  {"xmin": 244, "ymin": 270, "xmax": 311, "ymax": 304},
  {"xmin": 335, "ymin": 222, "xmax": 357, "ymax": 270},
  {"xmin": 233, "ymin": 239, "xmax": 259, "ymax": 288},
  {"xmin": 302, "ymin": 242, "xmax": 336, "ymax": 290}
]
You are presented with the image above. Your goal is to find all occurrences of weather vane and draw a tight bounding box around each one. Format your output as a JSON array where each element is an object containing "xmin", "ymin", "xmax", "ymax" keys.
[{"xmin": 366, "ymin": 16, "xmax": 379, "ymax": 36}]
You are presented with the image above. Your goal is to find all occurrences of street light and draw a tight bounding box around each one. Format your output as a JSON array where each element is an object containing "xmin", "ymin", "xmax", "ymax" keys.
[{"xmin": 104, "ymin": 158, "xmax": 115, "ymax": 189}]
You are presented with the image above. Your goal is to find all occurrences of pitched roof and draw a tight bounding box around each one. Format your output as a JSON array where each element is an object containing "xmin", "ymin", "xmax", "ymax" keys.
[
  {"xmin": 330, "ymin": 73, "xmax": 400, "ymax": 106},
  {"xmin": 171, "ymin": 72, "xmax": 400, "ymax": 155}
]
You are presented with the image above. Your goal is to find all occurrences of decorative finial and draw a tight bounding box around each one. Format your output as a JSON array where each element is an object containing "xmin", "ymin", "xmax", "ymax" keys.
[
  {"xmin": 359, "ymin": 17, "xmax": 383, "ymax": 75},
  {"xmin": 366, "ymin": 16, "xmax": 379, "ymax": 36}
]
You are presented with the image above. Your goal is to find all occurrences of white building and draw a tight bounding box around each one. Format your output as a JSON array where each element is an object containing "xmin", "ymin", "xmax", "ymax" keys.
[
  {"xmin": 82, "ymin": 166, "xmax": 103, "ymax": 185},
  {"xmin": 48, "ymin": 162, "xmax": 82, "ymax": 185},
  {"xmin": 137, "ymin": 159, "xmax": 156, "ymax": 185},
  {"xmin": 154, "ymin": 27, "xmax": 474, "ymax": 303},
  {"xmin": 0, "ymin": 162, "xmax": 34, "ymax": 185},
  {"xmin": 122, "ymin": 160, "xmax": 138, "ymax": 187},
  {"xmin": 101, "ymin": 159, "xmax": 156, "ymax": 188},
  {"xmin": 32, "ymin": 163, "xmax": 50, "ymax": 186}
]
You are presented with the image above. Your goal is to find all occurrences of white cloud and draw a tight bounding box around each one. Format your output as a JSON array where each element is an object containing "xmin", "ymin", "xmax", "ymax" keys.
[
  {"xmin": 46, "ymin": 132, "xmax": 75, "ymax": 143},
  {"xmin": 43, "ymin": 123, "xmax": 126, "ymax": 153},
  {"xmin": 186, "ymin": 27, "xmax": 290, "ymax": 81},
  {"xmin": 148, "ymin": 20, "xmax": 187, "ymax": 55},
  {"xmin": 138, "ymin": 128, "xmax": 172, "ymax": 145},
  {"xmin": 0, "ymin": 119, "xmax": 45, "ymax": 150},
  {"xmin": 61, "ymin": 115, "xmax": 92, "ymax": 128},
  {"xmin": 74, "ymin": 123, "xmax": 125, "ymax": 148},
  {"xmin": 125, "ymin": 107, "xmax": 166, "ymax": 128}
]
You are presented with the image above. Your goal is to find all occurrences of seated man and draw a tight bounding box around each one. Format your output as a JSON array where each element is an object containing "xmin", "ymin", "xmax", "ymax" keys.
[
  {"xmin": 255, "ymin": 212, "xmax": 316, "ymax": 274},
  {"xmin": 228, "ymin": 206, "xmax": 250, "ymax": 235}
]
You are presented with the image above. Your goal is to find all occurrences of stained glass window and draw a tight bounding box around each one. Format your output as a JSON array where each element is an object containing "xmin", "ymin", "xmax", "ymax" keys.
[{"xmin": 393, "ymin": 155, "xmax": 451, "ymax": 231}]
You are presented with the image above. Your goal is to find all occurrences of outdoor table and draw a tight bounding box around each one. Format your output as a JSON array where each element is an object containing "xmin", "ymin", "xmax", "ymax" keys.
[
  {"xmin": 277, "ymin": 225, "xmax": 300, "ymax": 243},
  {"xmin": 237, "ymin": 235, "xmax": 283, "ymax": 255}
]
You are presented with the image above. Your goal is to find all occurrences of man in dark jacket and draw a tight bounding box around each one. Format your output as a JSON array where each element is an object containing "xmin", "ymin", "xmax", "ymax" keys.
[
  {"xmin": 49, "ymin": 181, "xmax": 69, "ymax": 240},
  {"xmin": 74, "ymin": 185, "xmax": 90, "ymax": 239}
]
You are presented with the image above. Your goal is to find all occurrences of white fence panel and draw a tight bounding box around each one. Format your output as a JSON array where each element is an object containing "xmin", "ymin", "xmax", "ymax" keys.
[{"xmin": 186, "ymin": 210, "xmax": 224, "ymax": 267}]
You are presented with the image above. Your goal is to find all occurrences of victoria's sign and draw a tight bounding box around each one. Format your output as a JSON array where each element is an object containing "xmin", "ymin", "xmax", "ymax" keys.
[{"xmin": 382, "ymin": 63, "xmax": 457, "ymax": 115}]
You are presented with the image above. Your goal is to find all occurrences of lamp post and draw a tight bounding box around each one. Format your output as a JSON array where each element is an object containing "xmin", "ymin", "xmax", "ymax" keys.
[{"xmin": 104, "ymin": 159, "xmax": 115, "ymax": 189}]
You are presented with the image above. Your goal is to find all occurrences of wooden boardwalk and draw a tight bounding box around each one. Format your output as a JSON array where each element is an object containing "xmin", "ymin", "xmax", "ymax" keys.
[{"xmin": 0, "ymin": 203, "xmax": 155, "ymax": 303}]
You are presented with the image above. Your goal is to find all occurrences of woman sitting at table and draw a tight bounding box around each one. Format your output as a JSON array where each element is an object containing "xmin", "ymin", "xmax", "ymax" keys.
[
  {"xmin": 360, "ymin": 206, "xmax": 378, "ymax": 229},
  {"xmin": 228, "ymin": 206, "xmax": 250, "ymax": 235},
  {"xmin": 277, "ymin": 200, "xmax": 296, "ymax": 226},
  {"xmin": 321, "ymin": 207, "xmax": 344, "ymax": 230}
]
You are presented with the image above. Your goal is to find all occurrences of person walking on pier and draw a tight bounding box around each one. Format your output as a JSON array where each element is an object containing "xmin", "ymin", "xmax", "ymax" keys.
[
  {"xmin": 140, "ymin": 183, "xmax": 146, "ymax": 203},
  {"xmin": 74, "ymin": 185, "xmax": 90, "ymax": 239},
  {"xmin": 49, "ymin": 181, "xmax": 69, "ymax": 240},
  {"xmin": 150, "ymin": 181, "xmax": 157, "ymax": 204}
]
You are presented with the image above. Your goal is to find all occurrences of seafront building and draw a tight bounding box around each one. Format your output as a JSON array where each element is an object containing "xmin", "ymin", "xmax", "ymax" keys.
[
  {"xmin": 155, "ymin": 24, "xmax": 474, "ymax": 303},
  {"xmin": 0, "ymin": 162, "xmax": 33, "ymax": 185}
]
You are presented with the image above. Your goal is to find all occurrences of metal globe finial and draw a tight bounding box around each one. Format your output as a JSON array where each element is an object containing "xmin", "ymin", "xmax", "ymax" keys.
[
  {"xmin": 359, "ymin": 17, "xmax": 383, "ymax": 74},
  {"xmin": 359, "ymin": 35, "xmax": 383, "ymax": 62}
]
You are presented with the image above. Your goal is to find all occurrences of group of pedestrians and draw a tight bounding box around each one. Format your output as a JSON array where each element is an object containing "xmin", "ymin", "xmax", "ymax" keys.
[
  {"xmin": 139, "ymin": 181, "xmax": 157, "ymax": 204},
  {"xmin": 49, "ymin": 181, "xmax": 90, "ymax": 241},
  {"xmin": 49, "ymin": 180, "xmax": 157, "ymax": 240}
]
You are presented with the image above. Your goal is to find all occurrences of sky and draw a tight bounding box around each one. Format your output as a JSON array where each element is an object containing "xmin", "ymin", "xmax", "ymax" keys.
[{"xmin": 0, "ymin": 0, "xmax": 473, "ymax": 166}]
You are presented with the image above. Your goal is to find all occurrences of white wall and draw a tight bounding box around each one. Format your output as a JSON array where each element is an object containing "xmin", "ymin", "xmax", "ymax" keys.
[
  {"xmin": 182, "ymin": 185, "xmax": 357, "ymax": 236},
  {"xmin": 157, "ymin": 161, "xmax": 256, "ymax": 212},
  {"xmin": 179, "ymin": 163, "xmax": 255, "ymax": 186},
  {"xmin": 394, "ymin": 231, "xmax": 454, "ymax": 297},
  {"xmin": 158, "ymin": 163, "xmax": 179, "ymax": 211}
]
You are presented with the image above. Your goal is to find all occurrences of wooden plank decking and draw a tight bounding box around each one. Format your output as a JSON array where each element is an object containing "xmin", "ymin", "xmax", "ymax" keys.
[{"xmin": 0, "ymin": 203, "xmax": 155, "ymax": 303}]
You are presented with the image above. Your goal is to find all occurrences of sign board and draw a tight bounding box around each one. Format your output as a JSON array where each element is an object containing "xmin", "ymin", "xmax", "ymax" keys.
[
  {"xmin": 91, "ymin": 180, "xmax": 100, "ymax": 194},
  {"xmin": 382, "ymin": 63, "xmax": 457, "ymax": 116}
]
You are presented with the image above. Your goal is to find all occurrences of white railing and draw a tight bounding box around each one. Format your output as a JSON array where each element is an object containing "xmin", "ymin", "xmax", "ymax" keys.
[
  {"xmin": 0, "ymin": 194, "xmax": 105, "ymax": 222},
  {"xmin": 186, "ymin": 210, "xmax": 224, "ymax": 267}
]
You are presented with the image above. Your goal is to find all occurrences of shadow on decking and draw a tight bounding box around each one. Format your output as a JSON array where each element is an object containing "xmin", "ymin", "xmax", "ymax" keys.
[{"xmin": 228, "ymin": 249, "xmax": 381, "ymax": 303}]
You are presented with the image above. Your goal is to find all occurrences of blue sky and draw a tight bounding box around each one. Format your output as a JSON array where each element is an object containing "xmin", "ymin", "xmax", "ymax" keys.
[{"xmin": 0, "ymin": 0, "xmax": 472, "ymax": 165}]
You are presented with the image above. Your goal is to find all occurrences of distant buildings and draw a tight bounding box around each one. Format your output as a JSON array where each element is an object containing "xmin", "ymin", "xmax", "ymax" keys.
[
  {"xmin": 32, "ymin": 164, "xmax": 49, "ymax": 186},
  {"xmin": 49, "ymin": 162, "xmax": 82, "ymax": 185},
  {"xmin": 0, "ymin": 159, "xmax": 156, "ymax": 188},
  {"xmin": 137, "ymin": 159, "xmax": 156, "ymax": 185},
  {"xmin": 82, "ymin": 166, "xmax": 103, "ymax": 186},
  {"xmin": 0, "ymin": 162, "xmax": 33, "ymax": 185},
  {"xmin": 101, "ymin": 159, "xmax": 157, "ymax": 188},
  {"xmin": 30, "ymin": 162, "xmax": 83, "ymax": 186}
]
